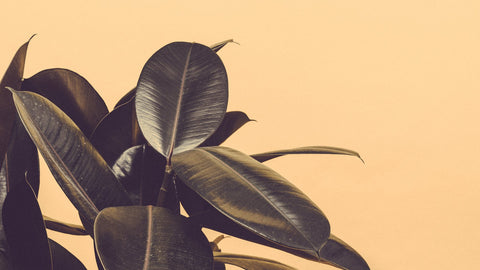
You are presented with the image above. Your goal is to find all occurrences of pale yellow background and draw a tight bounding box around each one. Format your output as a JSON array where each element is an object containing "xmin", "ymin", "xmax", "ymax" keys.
[{"xmin": 2, "ymin": 1, "xmax": 480, "ymax": 269}]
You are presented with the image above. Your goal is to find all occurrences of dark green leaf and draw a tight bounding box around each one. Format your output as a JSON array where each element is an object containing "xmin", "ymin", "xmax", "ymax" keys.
[
  {"xmin": 21, "ymin": 68, "xmax": 109, "ymax": 136},
  {"xmin": 9, "ymin": 88, "xmax": 132, "ymax": 228},
  {"xmin": 0, "ymin": 114, "xmax": 39, "ymax": 194},
  {"xmin": 172, "ymin": 146, "xmax": 330, "ymax": 259},
  {"xmin": 176, "ymin": 180, "xmax": 319, "ymax": 261},
  {"xmin": 94, "ymin": 206, "xmax": 213, "ymax": 270},
  {"xmin": 210, "ymin": 39, "xmax": 237, "ymax": 53},
  {"xmin": 200, "ymin": 111, "xmax": 253, "ymax": 147},
  {"xmin": 90, "ymin": 98, "xmax": 145, "ymax": 166},
  {"xmin": 43, "ymin": 216, "xmax": 88, "ymax": 235},
  {"xmin": 213, "ymin": 252, "xmax": 297, "ymax": 270},
  {"xmin": 251, "ymin": 146, "xmax": 364, "ymax": 163},
  {"xmin": 112, "ymin": 145, "xmax": 179, "ymax": 210},
  {"xmin": 0, "ymin": 36, "xmax": 33, "ymax": 169},
  {"xmin": 114, "ymin": 88, "xmax": 136, "ymax": 109},
  {"xmin": 2, "ymin": 178, "xmax": 51, "ymax": 270},
  {"xmin": 49, "ymin": 239, "xmax": 87, "ymax": 270},
  {"xmin": 135, "ymin": 42, "xmax": 228, "ymax": 160},
  {"xmin": 318, "ymin": 234, "xmax": 370, "ymax": 270}
]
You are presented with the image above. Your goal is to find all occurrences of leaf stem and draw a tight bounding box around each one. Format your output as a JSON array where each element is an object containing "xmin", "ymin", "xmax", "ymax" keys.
[{"xmin": 156, "ymin": 164, "xmax": 173, "ymax": 207}]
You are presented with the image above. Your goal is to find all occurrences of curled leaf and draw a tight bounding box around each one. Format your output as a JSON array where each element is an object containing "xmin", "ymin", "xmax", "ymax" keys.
[{"xmin": 251, "ymin": 146, "xmax": 364, "ymax": 163}]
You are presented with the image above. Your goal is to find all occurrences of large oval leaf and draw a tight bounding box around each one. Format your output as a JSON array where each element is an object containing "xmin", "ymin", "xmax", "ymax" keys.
[
  {"xmin": 9, "ymin": 88, "xmax": 132, "ymax": 227},
  {"xmin": 213, "ymin": 252, "xmax": 297, "ymax": 270},
  {"xmin": 21, "ymin": 68, "xmax": 109, "ymax": 136},
  {"xmin": 90, "ymin": 97, "xmax": 145, "ymax": 165},
  {"xmin": 94, "ymin": 206, "xmax": 213, "ymax": 270},
  {"xmin": 200, "ymin": 111, "xmax": 253, "ymax": 147},
  {"xmin": 251, "ymin": 146, "xmax": 364, "ymax": 163},
  {"xmin": 0, "ymin": 36, "xmax": 33, "ymax": 168},
  {"xmin": 135, "ymin": 42, "xmax": 228, "ymax": 159},
  {"xmin": 2, "ymin": 179, "xmax": 51, "ymax": 270},
  {"xmin": 171, "ymin": 146, "xmax": 330, "ymax": 259},
  {"xmin": 49, "ymin": 239, "xmax": 87, "ymax": 270},
  {"xmin": 318, "ymin": 234, "xmax": 370, "ymax": 270}
]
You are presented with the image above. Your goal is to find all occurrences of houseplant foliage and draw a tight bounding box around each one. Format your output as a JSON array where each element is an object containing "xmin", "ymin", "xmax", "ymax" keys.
[{"xmin": 0, "ymin": 36, "xmax": 370, "ymax": 270}]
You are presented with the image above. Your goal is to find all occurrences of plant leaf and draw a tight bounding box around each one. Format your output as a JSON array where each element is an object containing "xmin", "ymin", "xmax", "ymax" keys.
[
  {"xmin": 90, "ymin": 97, "xmax": 145, "ymax": 166},
  {"xmin": 112, "ymin": 144, "xmax": 179, "ymax": 210},
  {"xmin": 172, "ymin": 146, "xmax": 330, "ymax": 259},
  {"xmin": 94, "ymin": 206, "xmax": 213, "ymax": 270},
  {"xmin": 21, "ymin": 68, "xmax": 109, "ymax": 136},
  {"xmin": 251, "ymin": 146, "xmax": 364, "ymax": 163},
  {"xmin": 213, "ymin": 252, "xmax": 297, "ymax": 270},
  {"xmin": 200, "ymin": 111, "xmax": 254, "ymax": 147},
  {"xmin": 43, "ymin": 216, "xmax": 88, "ymax": 235},
  {"xmin": 114, "ymin": 88, "xmax": 136, "ymax": 109},
  {"xmin": 0, "ymin": 36, "xmax": 33, "ymax": 168},
  {"xmin": 49, "ymin": 239, "xmax": 87, "ymax": 270},
  {"xmin": 9, "ymin": 88, "xmax": 132, "ymax": 228},
  {"xmin": 0, "ymin": 114, "xmax": 40, "ymax": 194},
  {"xmin": 210, "ymin": 39, "xmax": 237, "ymax": 53},
  {"xmin": 2, "ymin": 178, "xmax": 51, "ymax": 270},
  {"xmin": 135, "ymin": 42, "xmax": 228, "ymax": 159},
  {"xmin": 318, "ymin": 234, "xmax": 370, "ymax": 270}
]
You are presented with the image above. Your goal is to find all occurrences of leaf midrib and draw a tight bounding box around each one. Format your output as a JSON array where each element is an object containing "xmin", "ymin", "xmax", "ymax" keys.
[{"xmin": 167, "ymin": 43, "xmax": 193, "ymax": 161}]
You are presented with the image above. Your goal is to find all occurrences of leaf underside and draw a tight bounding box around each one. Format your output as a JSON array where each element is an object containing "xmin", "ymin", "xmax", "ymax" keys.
[
  {"xmin": 200, "ymin": 111, "xmax": 253, "ymax": 147},
  {"xmin": 318, "ymin": 234, "xmax": 370, "ymax": 270},
  {"xmin": 251, "ymin": 146, "xmax": 364, "ymax": 163}
]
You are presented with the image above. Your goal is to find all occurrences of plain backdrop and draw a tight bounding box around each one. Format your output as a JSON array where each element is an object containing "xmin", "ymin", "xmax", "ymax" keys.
[{"xmin": 2, "ymin": 1, "xmax": 480, "ymax": 269}]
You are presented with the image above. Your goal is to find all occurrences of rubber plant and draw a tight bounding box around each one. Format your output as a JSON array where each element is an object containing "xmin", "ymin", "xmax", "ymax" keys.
[{"xmin": 0, "ymin": 36, "xmax": 370, "ymax": 270}]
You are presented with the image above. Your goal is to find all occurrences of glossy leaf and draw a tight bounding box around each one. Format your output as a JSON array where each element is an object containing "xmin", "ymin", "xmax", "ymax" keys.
[
  {"xmin": 0, "ymin": 165, "xmax": 10, "ymax": 269},
  {"xmin": 135, "ymin": 42, "xmax": 228, "ymax": 159},
  {"xmin": 318, "ymin": 234, "xmax": 370, "ymax": 270},
  {"xmin": 177, "ymin": 180, "xmax": 320, "ymax": 261},
  {"xmin": 172, "ymin": 146, "xmax": 330, "ymax": 259},
  {"xmin": 112, "ymin": 144, "xmax": 178, "ymax": 209},
  {"xmin": 213, "ymin": 252, "xmax": 297, "ymax": 270},
  {"xmin": 2, "ymin": 178, "xmax": 51, "ymax": 270},
  {"xmin": 201, "ymin": 111, "xmax": 254, "ymax": 147},
  {"xmin": 49, "ymin": 239, "xmax": 87, "ymax": 270},
  {"xmin": 210, "ymin": 39, "xmax": 237, "ymax": 53},
  {"xmin": 251, "ymin": 146, "xmax": 364, "ymax": 163},
  {"xmin": 44, "ymin": 216, "xmax": 88, "ymax": 235},
  {"xmin": 94, "ymin": 206, "xmax": 213, "ymax": 270},
  {"xmin": 21, "ymin": 68, "xmax": 109, "ymax": 136},
  {"xmin": 0, "ymin": 36, "xmax": 33, "ymax": 169},
  {"xmin": 9, "ymin": 88, "xmax": 132, "ymax": 228},
  {"xmin": 90, "ymin": 98, "xmax": 145, "ymax": 165}
]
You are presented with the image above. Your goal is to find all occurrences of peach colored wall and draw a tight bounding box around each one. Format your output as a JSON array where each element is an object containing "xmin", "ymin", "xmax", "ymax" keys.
[{"xmin": 2, "ymin": 1, "xmax": 480, "ymax": 269}]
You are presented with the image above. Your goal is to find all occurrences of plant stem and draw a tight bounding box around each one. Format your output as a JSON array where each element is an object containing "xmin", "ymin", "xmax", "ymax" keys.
[{"xmin": 156, "ymin": 164, "xmax": 173, "ymax": 207}]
